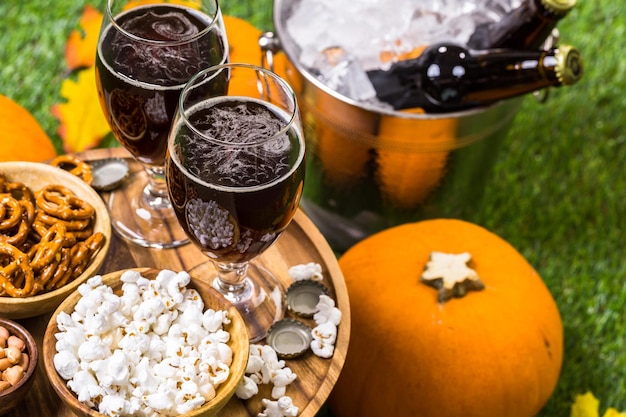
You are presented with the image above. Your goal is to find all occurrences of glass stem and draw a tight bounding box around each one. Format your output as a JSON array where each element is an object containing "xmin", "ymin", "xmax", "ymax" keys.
[
  {"xmin": 143, "ymin": 165, "xmax": 170, "ymax": 210},
  {"xmin": 213, "ymin": 262, "xmax": 253, "ymax": 304}
]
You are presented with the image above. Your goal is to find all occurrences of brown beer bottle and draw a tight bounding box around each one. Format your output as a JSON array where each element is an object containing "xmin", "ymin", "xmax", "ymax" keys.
[
  {"xmin": 367, "ymin": 43, "xmax": 583, "ymax": 113},
  {"xmin": 467, "ymin": 0, "xmax": 577, "ymax": 50}
]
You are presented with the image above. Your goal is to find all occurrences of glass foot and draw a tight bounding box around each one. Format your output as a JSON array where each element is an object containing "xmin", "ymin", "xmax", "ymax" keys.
[
  {"xmin": 108, "ymin": 168, "xmax": 189, "ymax": 249},
  {"xmin": 189, "ymin": 260, "xmax": 285, "ymax": 342}
]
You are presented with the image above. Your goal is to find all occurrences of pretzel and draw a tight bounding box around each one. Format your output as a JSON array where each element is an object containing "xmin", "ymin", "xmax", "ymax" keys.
[
  {"xmin": 69, "ymin": 232, "xmax": 105, "ymax": 279},
  {"xmin": 1, "ymin": 181, "xmax": 34, "ymax": 203},
  {"xmin": 31, "ymin": 220, "xmax": 76, "ymax": 248},
  {"xmin": 35, "ymin": 211, "xmax": 90, "ymax": 231},
  {"xmin": 0, "ymin": 195, "xmax": 24, "ymax": 231},
  {"xmin": 0, "ymin": 243, "xmax": 35, "ymax": 298},
  {"xmin": 44, "ymin": 248, "xmax": 72, "ymax": 291},
  {"xmin": 28, "ymin": 223, "xmax": 66, "ymax": 271},
  {"xmin": 49, "ymin": 155, "xmax": 93, "ymax": 185},
  {"xmin": 35, "ymin": 185, "xmax": 95, "ymax": 220}
]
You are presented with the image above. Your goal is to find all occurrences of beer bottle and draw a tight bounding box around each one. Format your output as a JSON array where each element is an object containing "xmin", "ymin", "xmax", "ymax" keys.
[
  {"xmin": 367, "ymin": 43, "xmax": 583, "ymax": 113},
  {"xmin": 467, "ymin": 0, "xmax": 577, "ymax": 50}
]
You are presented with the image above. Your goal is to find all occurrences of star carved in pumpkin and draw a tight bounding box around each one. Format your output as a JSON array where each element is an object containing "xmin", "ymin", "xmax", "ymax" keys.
[{"xmin": 421, "ymin": 251, "xmax": 485, "ymax": 302}]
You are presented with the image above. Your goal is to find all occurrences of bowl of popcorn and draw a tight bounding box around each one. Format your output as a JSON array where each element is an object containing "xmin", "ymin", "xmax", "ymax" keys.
[
  {"xmin": 42, "ymin": 268, "xmax": 249, "ymax": 417},
  {"xmin": 0, "ymin": 161, "xmax": 111, "ymax": 319},
  {"xmin": 0, "ymin": 317, "xmax": 38, "ymax": 415}
]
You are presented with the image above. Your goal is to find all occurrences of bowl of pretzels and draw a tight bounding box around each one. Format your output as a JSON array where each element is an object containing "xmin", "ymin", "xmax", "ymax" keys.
[{"xmin": 0, "ymin": 161, "xmax": 111, "ymax": 319}]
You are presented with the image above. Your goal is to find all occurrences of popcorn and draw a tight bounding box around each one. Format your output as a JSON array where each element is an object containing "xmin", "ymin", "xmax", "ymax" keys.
[
  {"xmin": 310, "ymin": 295, "xmax": 342, "ymax": 359},
  {"xmin": 313, "ymin": 295, "xmax": 342, "ymax": 326},
  {"xmin": 259, "ymin": 396, "xmax": 299, "ymax": 417},
  {"xmin": 287, "ymin": 262, "xmax": 323, "ymax": 281},
  {"xmin": 235, "ymin": 375, "xmax": 259, "ymax": 400},
  {"xmin": 53, "ymin": 269, "xmax": 234, "ymax": 417},
  {"xmin": 236, "ymin": 344, "xmax": 298, "ymax": 401}
]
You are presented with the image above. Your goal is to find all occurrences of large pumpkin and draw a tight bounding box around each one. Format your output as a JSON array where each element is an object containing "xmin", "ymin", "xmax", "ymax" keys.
[
  {"xmin": 0, "ymin": 95, "xmax": 57, "ymax": 162},
  {"xmin": 328, "ymin": 219, "xmax": 563, "ymax": 417}
]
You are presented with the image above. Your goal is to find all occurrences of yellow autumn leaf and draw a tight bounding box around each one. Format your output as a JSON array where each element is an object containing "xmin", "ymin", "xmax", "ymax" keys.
[
  {"xmin": 51, "ymin": 67, "xmax": 111, "ymax": 153},
  {"xmin": 65, "ymin": 4, "xmax": 103, "ymax": 70},
  {"xmin": 604, "ymin": 409, "xmax": 626, "ymax": 417},
  {"xmin": 571, "ymin": 392, "xmax": 626, "ymax": 417},
  {"xmin": 571, "ymin": 392, "xmax": 601, "ymax": 417}
]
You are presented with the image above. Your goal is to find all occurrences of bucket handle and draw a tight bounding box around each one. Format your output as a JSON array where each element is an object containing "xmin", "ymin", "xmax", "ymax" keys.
[{"xmin": 259, "ymin": 31, "xmax": 282, "ymax": 73}]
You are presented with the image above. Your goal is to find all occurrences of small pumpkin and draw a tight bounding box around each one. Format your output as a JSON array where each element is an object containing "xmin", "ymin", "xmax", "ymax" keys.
[
  {"xmin": 0, "ymin": 95, "xmax": 57, "ymax": 162},
  {"xmin": 329, "ymin": 219, "xmax": 563, "ymax": 417}
]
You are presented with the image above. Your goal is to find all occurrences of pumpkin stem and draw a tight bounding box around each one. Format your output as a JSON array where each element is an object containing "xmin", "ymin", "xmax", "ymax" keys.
[{"xmin": 420, "ymin": 251, "xmax": 485, "ymax": 302}]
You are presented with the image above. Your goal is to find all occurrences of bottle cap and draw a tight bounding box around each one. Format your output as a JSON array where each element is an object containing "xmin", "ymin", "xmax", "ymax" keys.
[
  {"xmin": 555, "ymin": 45, "xmax": 584, "ymax": 86},
  {"xmin": 285, "ymin": 280, "xmax": 330, "ymax": 318},
  {"xmin": 541, "ymin": 0, "xmax": 577, "ymax": 15},
  {"xmin": 266, "ymin": 319, "xmax": 312, "ymax": 359},
  {"xmin": 90, "ymin": 157, "xmax": 130, "ymax": 191}
]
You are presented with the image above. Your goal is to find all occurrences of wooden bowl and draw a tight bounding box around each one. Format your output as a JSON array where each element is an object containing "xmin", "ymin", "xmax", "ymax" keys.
[
  {"xmin": 0, "ymin": 317, "xmax": 39, "ymax": 415},
  {"xmin": 0, "ymin": 161, "xmax": 111, "ymax": 319},
  {"xmin": 42, "ymin": 268, "xmax": 249, "ymax": 417}
]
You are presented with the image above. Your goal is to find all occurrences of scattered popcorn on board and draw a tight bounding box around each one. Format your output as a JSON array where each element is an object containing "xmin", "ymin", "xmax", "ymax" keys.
[{"xmin": 234, "ymin": 261, "xmax": 343, "ymax": 416}]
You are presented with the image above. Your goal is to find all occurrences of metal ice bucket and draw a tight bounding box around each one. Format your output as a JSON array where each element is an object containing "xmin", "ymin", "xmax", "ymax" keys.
[{"xmin": 262, "ymin": 0, "xmax": 524, "ymax": 252}]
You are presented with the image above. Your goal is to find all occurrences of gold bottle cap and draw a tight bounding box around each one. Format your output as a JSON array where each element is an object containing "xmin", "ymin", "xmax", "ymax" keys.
[
  {"xmin": 541, "ymin": 0, "xmax": 577, "ymax": 15},
  {"xmin": 555, "ymin": 44, "xmax": 584, "ymax": 86}
]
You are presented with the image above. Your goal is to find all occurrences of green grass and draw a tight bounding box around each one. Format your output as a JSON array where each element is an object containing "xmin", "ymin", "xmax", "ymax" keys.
[{"xmin": 1, "ymin": 1, "xmax": 624, "ymax": 416}]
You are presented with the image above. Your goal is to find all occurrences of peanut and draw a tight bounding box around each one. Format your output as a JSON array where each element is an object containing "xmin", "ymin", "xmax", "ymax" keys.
[
  {"xmin": 7, "ymin": 335, "xmax": 25, "ymax": 351},
  {"xmin": 5, "ymin": 346, "xmax": 21, "ymax": 364},
  {"xmin": 0, "ymin": 325, "xmax": 31, "ymax": 392},
  {"xmin": 2, "ymin": 365, "xmax": 24, "ymax": 386},
  {"xmin": 0, "ymin": 326, "xmax": 8, "ymax": 348}
]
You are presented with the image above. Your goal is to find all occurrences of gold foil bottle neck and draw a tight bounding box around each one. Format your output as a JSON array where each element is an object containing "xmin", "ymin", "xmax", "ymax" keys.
[
  {"xmin": 555, "ymin": 44, "xmax": 583, "ymax": 85},
  {"xmin": 541, "ymin": 0, "xmax": 577, "ymax": 15}
]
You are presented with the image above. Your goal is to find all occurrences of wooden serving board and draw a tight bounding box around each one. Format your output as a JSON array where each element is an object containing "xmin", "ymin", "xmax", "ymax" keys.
[{"xmin": 8, "ymin": 147, "xmax": 350, "ymax": 417}]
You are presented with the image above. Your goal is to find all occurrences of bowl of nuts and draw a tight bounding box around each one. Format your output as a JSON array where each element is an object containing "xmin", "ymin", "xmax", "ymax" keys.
[
  {"xmin": 43, "ymin": 268, "xmax": 249, "ymax": 417},
  {"xmin": 0, "ymin": 161, "xmax": 111, "ymax": 319},
  {"xmin": 0, "ymin": 317, "xmax": 38, "ymax": 415}
]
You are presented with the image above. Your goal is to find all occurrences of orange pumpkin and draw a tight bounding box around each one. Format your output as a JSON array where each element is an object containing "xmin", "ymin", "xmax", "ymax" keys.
[
  {"xmin": 329, "ymin": 218, "xmax": 563, "ymax": 417},
  {"xmin": 0, "ymin": 95, "xmax": 57, "ymax": 162}
]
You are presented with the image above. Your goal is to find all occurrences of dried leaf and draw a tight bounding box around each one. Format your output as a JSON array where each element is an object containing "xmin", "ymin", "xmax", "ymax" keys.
[
  {"xmin": 570, "ymin": 392, "xmax": 601, "ymax": 417},
  {"xmin": 570, "ymin": 392, "xmax": 626, "ymax": 417},
  {"xmin": 51, "ymin": 67, "xmax": 111, "ymax": 153},
  {"xmin": 65, "ymin": 5, "xmax": 103, "ymax": 70}
]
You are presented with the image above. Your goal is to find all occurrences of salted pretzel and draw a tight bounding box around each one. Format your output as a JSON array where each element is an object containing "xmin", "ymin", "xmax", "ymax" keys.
[
  {"xmin": 35, "ymin": 211, "xmax": 91, "ymax": 231},
  {"xmin": 69, "ymin": 232, "xmax": 105, "ymax": 279},
  {"xmin": 0, "ymin": 195, "xmax": 23, "ymax": 231},
  {"xmin": 49, "ymin": 155, "xmax": 93, "ymax": 185},
  {"xmin": 35, "ymin": 184, "xmax": 95, "ymax": 220},
  {"xmin": 0, "ymin": 243, "xmax": 35, "ymax": 298},
  {"xmin": 0, "ymin": 196, "xmax": 33, "ymax": 247},
  {"xmin": 0, "ymin": 180, "xmax": 34, "ymax": 203},
  {"xmin": 44, "ymin": 248, "xmax": 72, "ymax": 291},
  {"xmin": 28, "ymin": 223, "xmax": 67, "ymax": 271}
]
